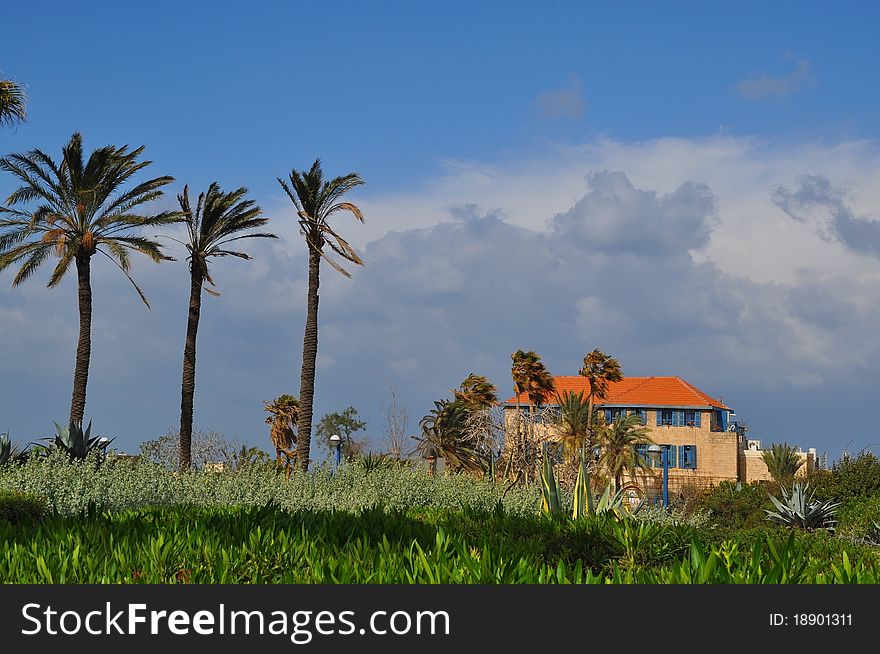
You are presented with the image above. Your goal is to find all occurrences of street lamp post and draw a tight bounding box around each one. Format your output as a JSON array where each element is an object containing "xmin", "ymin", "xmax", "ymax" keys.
[
  {"xmin": 647, "ymin": 444, "xmax": 669, "ymax": 508},
  {"xmin": 329, "ymin": 434, "xmax": 341, "ymax": 469}
]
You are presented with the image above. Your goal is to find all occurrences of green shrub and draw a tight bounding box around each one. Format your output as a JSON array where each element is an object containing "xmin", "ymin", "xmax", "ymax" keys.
[
  {"xmin": 0, "ymin": 490, "xmax": 47, "ymax": 524},
  {"xmin": 0, "ymin": 452, "xmax": 543, "ymax": 516},
  {"xmin": 693, "ymin": 480, "xmax": 771, "ymax": 530},
  {"xmin": 810, "ymin": 450, "xmax": 880, "ymax": 502},
  {"xmin": 835, "ymin": 495, "xmax": 880, "ymax": 541}
]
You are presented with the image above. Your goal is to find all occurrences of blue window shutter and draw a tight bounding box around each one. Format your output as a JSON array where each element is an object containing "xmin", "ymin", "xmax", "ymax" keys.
[
  {"xmin": 667, "ymin": 445, "xmax": 677, "ymax": 468},
  {"xmin": 720, "ymin": 410, "xmax": 728, "ymax": 431},
  {"xmin": 604, "ymin": 409, "xmax": 611, "ymax": 423},
  {"xmin": 694, "ymin": 411, "xmax": 701, "ymax": 428},
  {"xmin": 691, "ymin": 446, "xmax": 697, "ymax": 469},
  {"xmin": 678, "ymin": 445, "xmax": 685, "ymax": 469},
  {"xmin": 656, "ymin": 410, "xmax": 662, "ymax": 426},
  {"xmin": 640, "ymin": 409, "xmax": 647, "ymax": 424}
]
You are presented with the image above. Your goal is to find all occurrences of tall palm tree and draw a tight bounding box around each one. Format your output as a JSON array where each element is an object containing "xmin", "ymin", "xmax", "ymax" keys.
[
  {"xmin": 597, "ymin": 413, "xmax": 654, "ymax": 492},
  {"xmin": 761, "ymin": 442, "xmax": 805, "ymax": 485},
  {"xmin": 552, "ymin": 390, "xmax": 592, "ymax": 461},
  {"xmin": 510, "ymin": 350, "xmax": 555, "ymax": 480},
  {"xmin": 0, "ymin": 79, "xmax": 27, "ymax": 127},
  {"xmin": 174, "ymin": 183, "xmax": 276, "ymax": 470},
  {"xmin": 452, "ymin": 373, "xmax": 498, "ymax": 410},
  {"xmin": 0, "ymin": 132, "xmax": 180, "ymax": 424},
  {"xmin": 578, "ymin": 348, "xmax": 623, "ymax": 449},
  {"xmin": 278, "ymin": 159, "xmax": 365, "ymax": 471}
]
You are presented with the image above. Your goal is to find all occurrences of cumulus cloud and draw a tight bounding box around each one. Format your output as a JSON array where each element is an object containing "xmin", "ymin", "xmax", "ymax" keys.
[
  {"xmin": 3, "ymin": 136, "xmax": 880, "ymax": 460},
  {"xmin": 534, "ymin": 75, "xmax": 585, "ymax": 119},
  {"xmin": 736, "ymin": 53, "xmax": 815, "ymax": 100},
  {"xmin": 772, "ymin": 175, "xmax": 880, "ymax": 259}
]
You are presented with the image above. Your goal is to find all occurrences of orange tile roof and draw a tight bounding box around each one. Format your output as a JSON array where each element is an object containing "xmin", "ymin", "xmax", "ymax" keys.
[{"xmin": 504, "ymin": 376, "xmax": 731, "ymax": 410}]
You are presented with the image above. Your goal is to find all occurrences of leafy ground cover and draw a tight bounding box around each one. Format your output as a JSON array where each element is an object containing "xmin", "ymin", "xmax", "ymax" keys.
[{"xmin": 2, "ymin": 501, "xmax": 879, "ymax": 583}]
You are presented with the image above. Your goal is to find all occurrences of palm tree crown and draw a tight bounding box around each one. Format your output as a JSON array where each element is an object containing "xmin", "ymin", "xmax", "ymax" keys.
[
  {"xmin": 0, "ymin": 132, "xmax": 179, "ymax": 298},
  {"xmin": 177, "ymin": 182, "xmax": 276, "ymax": 289},
  {"xmin": 511, "ymin": 350, "xmax": 556, "ymax": 408},
  {"xmin": 597, "ymin": 413, "xmax": 655, "ymax": 492},
  {"xmin": 453, "ymin": 373, "xmax": 498, "ymax": 410},
  {"xmin": 277, "ymin": 158, "xmax": 365, "ymax": 277},
  {"xmin": 0, "ymin": 79, "xmax": 27, "ymax": 127},
  {"xmin": 761, "ymin": 442, "xmax": 805, "ymax": 484}
]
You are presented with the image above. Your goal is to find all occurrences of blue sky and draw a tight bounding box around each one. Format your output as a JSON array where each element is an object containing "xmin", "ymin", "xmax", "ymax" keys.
[{"xmin": 2, "ymin": 2, "xmax": 880, "ymax": 462}]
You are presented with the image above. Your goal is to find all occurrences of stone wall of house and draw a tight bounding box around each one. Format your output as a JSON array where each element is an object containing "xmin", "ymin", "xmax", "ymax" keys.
[
  {"xmin": 503, "ymin": 407, "xmax": 741, "ymax": 491},
  {"xmin": 739, "ymin": 448, "xmax": 811, "ymax": 484}
]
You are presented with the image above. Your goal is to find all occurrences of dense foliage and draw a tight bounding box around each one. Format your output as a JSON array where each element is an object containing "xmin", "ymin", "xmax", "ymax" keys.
[
  {"xmin": 2, "ymin": 503, "xmax": 878, "ymax": 583},
  {"xmin": 0, "ymin": 452, "xmax": 541, "ymax": 516}
]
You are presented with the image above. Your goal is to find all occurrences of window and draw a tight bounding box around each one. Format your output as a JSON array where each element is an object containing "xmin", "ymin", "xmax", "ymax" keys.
[
  {"xmin": 604, "ymin": 408, "xmax": 627, "ymax": 423},
  {"xmin": 685, "ymin": 410, "xmax": 701, "ymax": 427},
  {"xmin": 648, "ymin": 444, "xmax": 677, "ymax": 468},
  {"xmin": 657, "ymin": 409, "xmax": 685, "ymax": 426},
  {"xmin": 679, "ymin": 445, "xmax": 698, "ymax": 469},
  {"xmin": 628, "ymin": 408, "xmax": 647, "ymax": 424}
]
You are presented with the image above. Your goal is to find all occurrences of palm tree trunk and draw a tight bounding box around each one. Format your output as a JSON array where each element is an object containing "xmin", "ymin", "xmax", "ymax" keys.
[
  {"xmin": 296, "ymin": 246, "xmax": 321, "ymax": 471},
  {"xmin": 178, "ymin": 269, "xmax": 203, "ymax": 471},
  {"xmin": 69, "ymin": 253, "xmax": 92, "ymax": 426},
  {"xmin": 586, "ymin": 393, "xmax": 595, "ymax": 449}
]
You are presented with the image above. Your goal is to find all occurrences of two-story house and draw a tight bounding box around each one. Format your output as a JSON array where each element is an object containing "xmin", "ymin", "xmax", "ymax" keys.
[{"xmin": 504, "ymin": 375, "xmax": 813, "ymax": 493}]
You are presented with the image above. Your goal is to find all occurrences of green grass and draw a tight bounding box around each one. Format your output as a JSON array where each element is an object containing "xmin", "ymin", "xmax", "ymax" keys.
[
  {"xmin": 2, "ymin": 503, "xmax": 878, "ymax": 583},
  {"xmin": 3, "ymin": 455, "xmax": 879, "ymax": 583}
]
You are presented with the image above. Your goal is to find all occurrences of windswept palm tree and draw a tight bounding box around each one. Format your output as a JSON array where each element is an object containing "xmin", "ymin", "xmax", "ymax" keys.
[
  {"xmin": 416, "ymin": 399, "xmax": 485, "ymax": 474},
  {"xmin": 278, "ymin": 159, "xmax": 365, "ymax": 471},
  {"xmin": 511, "ymin": 349, "xmax": 555, "ymax": 428},
  {"xmin": 264, "ymin": 394, "xmax": 300, "ymax": 467},
  {"xmin": 579, "ymin": 348, "xmax": 623, "ymax": 449},
  {"xmin": 761, "ymin": 442, "xmax": 805, "ymax": 485},
  {"xmin": 0, "ymin": 79, "xmax": 27, "ymax": 127},
  {"xmin": 597, "ymin": 413, "xmax": 654, "ymax": 492},
  {"xmin": 0, "ymin": 132, "xmax": 180, "ymax": 424},
  {"xmin": 452, "ymin": 373, "xmax": 498, "ymax": 410},
  {"xmin": 173, "ymin": 183, "xmax": 276, "ymax": 470}
]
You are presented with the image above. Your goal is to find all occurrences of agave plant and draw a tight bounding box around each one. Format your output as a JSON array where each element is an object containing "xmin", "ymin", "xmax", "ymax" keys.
[
  {"xmin": 541, "ymin": 443, "xmax": 640, "ymax": 519},
  {"xmin": 539, "ymin": 442, "xmax": 564, "ymax": 514},
  {"xmin": 0, "ymin": 432, "xmax": 28, "ymax": 465},
  {"xmin": 43, "ymin": 420, "xmax": 114, "ymax": 461},
  {"xmin": 765, "ymin": 482, "xmax": 839, "ymax": 531}
]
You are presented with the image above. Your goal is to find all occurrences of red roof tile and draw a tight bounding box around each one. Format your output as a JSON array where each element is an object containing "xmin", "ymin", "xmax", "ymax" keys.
[{"xmin": 504, "ymin": 376, "xmax": 730, "ymax": 410}]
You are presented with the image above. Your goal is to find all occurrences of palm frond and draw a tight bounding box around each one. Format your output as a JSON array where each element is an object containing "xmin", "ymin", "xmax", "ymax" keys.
[
  {"xmin": 0, "ymin": 79, "xmax": 27, "ymax": 126},
  {"xmin": 97, "ymin": 248, "xmax": 151, "ymax": 307}
]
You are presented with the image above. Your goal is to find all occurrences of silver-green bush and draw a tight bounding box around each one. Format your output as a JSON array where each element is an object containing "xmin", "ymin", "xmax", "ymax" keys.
[{"xmin": 0, "ymin": 451, "xmax": 542, "ymax": 516}]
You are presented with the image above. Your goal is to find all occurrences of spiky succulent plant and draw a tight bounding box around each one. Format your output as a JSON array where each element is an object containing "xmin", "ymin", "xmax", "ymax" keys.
[
  {"xmin": 0, "ymin": 432, "xmax": 29, "ymax": 465},
  {"xmin": 765, "ymin": 482, "xmax": 839, "ymax": 531},
  {"xmin": 43, "ymin": 420, "xmax": 114, "ymax": 461}
]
